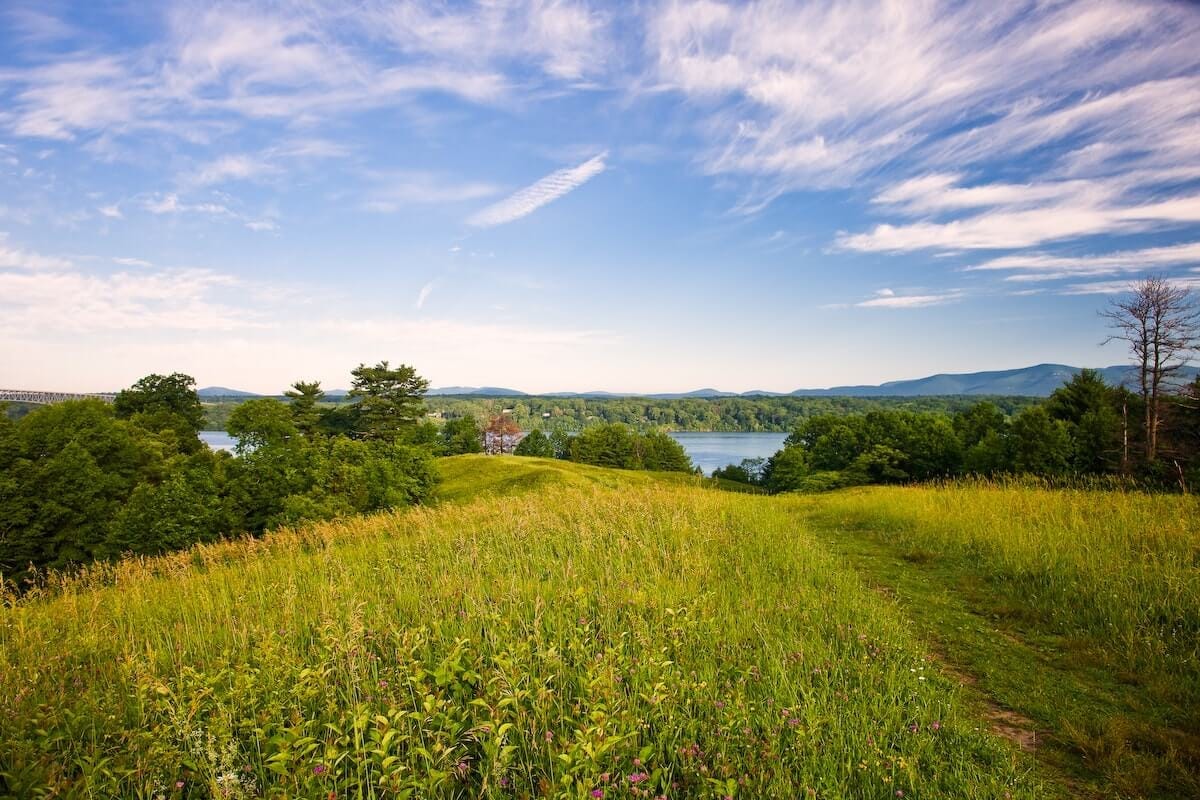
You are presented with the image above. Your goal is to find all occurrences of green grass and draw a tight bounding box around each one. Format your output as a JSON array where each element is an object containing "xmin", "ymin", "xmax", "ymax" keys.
[
  {"xmin": 799, "ymin": 484, "xmax": 1200, "ymax": 798},
  {"xmin": 433, "ymin": 455, "xmax": 761, "ymax": 503},
  {"xmin": 1, "ymin": 458, "xmax": 1195, "ymax": 798}
]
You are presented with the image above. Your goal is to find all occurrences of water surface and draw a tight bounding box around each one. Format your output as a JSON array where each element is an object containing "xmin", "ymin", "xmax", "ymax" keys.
[
  {"xmin": 200, "ymin": 429, "xmax": 787, "ymax": 475},
  {"xmin": 668, "ymin": 431, "xmax": 787, "ymax": 475}
]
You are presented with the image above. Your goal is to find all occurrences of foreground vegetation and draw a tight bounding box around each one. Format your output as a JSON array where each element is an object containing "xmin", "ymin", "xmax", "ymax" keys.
[
  {"xmin": 0, "ymin": 459, "xmax": 1032, "ymax": 799},
  {"xmin": 2, "ymin": 457, "xmax": 1196, "ymax": 798},
  {"xmin": 800, "ymin": 483, "xmax": 1200, "ymax": 797}
]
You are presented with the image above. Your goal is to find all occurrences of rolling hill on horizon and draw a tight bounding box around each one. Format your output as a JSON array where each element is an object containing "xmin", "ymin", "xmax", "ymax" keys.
[{"xmin": 197, "ymin": 363, "xmax": 1200, "ymax": 401}]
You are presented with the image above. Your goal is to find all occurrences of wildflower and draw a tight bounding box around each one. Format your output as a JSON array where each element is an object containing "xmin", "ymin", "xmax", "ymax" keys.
[
  {"xmin": 500, "ymin": 777, "xmax": 510, "ymax": 788},
  {"xmin": 591, "ymin": 790, "xmax": 604, "ymax": 798},
  {"xmin": 930, "ymin": 720, "xmax": 941, "ymax": 731},
  {"xmin": 175, "ymin": 781, "xmax": 185, "ymax": 789},
  {"xmin": 896, "ymin": 792, "xmax": 905, "ymax": 798},
  {"xmin": 629, "ymin": 772, "xmax": 648, "ymax": 784},
  {"xmin": 600, "ymin": 772, "xmax": 611, "ymax": 782},
  {"xmin": 908, "ymin": 723, "xmax": 919, "ymax": 733},
  {"xmin": 545, "ymin": 731, "xmax": 554, "ymax": 742},
  {"xmin": 633, "ymin": 758, "xmax": 643, "ymax": 766},
  {"xmin": 313, "ymin": 764, "xmax": 327, "ymax": 775}
]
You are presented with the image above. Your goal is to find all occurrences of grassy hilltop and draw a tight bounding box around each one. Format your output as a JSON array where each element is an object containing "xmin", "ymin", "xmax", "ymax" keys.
[{"xmin": 1, "ymin": 456, "xmax": 1197, "ymax": 799}]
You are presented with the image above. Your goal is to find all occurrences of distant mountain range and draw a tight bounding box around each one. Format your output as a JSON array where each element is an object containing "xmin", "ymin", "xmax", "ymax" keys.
[{"xmin": 196, "ymin": 363, "xmax": 1200, "ymax": 401}]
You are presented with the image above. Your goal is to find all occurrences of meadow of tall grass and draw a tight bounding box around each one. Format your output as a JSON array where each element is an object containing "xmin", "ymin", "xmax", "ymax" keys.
[
  {"xmin": 800, "ymin": 480, "xmax": 1200, "ymax": 796},
  {"xmin": 1, "ymin": 471, "xmax": 1034, "ymax": 799},
  {"xmin": 802, "ymin": 482, "xmax": 1200, "ymax": 687},
  {"xmin": 5, "ymin": 457, "xmax": 1198, "ymax": 798}
]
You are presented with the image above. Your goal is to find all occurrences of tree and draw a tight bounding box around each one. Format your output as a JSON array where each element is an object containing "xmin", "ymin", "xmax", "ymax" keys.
[
  {"xmin": 484, "ymin": 414, "xmax": 522, "ymax": 454},
  {"xmin": 284, "ymin": 380, "xmax": 325, "ymax": 436},
  {"xmin": 549, "ymin": 426, "xmax": 572, "ymax": 459},
  {"xmin": 1010, "ymin": 407, "xmax": 1072, "ymax": 476},
  {"xmin": 1103, "ymin": 277, "xmax": 1200, "ymax": 462},
  {"xmin": 635, "ymin": 431, "xmax": 693, "ymax": 473},
  {"xmin": 569, "ymin": 424, "xmax": 634, "ymax": 468},
  {"xmin": 513, "ymin": 429, "xmax": 554, "ymax": 457},
  {"xmin": 1046, "ymin": 370, "xmax": 1120, "ymax": 473},
  {"xmin": 348, "ymin": 361, "xmax": 429, "ymax": 441},
  {"xmin": 114, "ymin": 373, "xmax": 206, "ymax": 452},
  {"xmin": 763, "ymin": 446, "xmax": 811, "ymax": 493},
  {"xmin": 441, "ymin": 417, "xmax": 484, "ymax": 455},
  {"xmin": 228, "ymin": 398, "xmax": 298, "ymax": 453},
  {"xmin": 954, "ymin": 402, "xmax": 1006, "ymax": 448}
]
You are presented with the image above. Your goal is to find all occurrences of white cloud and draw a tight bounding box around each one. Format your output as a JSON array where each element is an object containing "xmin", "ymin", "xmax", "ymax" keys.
[
  {"xmin": 363, "ymin": 172, "xmax": 499, "ymax": 212},
  {"xmin": 836, "ymin": 193, "xmax": 1200, "ymax": 253},
  {"xmin": 855, "ymin": 288, "xmax": 963, "ymax": 309},
  {"xmin": 871, "ymin": 174, "xmax": 1112, "ymax": 216},
  {"xmin": 144, "ymin": 193, "xmax": 233, "ymax": 217},
  {"xmin": 966, "ymin": 241, "xmax": 1200, "ymax": 280},
  {"xmin": 113, "ymin": 256, "xmax": 153, "ymax": 268},
  {"xmin": 97, "ymin": 203, "xmax": 123, "ymax": 219},
  {"xmin": 416, "ymin": 281, "xmax": 435, "ymax": 309},
  {"xmin": 366, "ymin": 0, "xmax": 611, "ymax": 82},
  {"xmin": 1062, "ymin": 275, "xmax": 1200, "ymax": 295},
  {"xmin": 244, "ymin": 219, "xmax": 278, "ymax": 232},
  {"xmin": 652, "ymin": 0, "xmax": 1195, "ymax": 195},
  {"xmin": 0, "ymin": 258, "xmax": 251, "ymax": 334},
  {"xmin": 189, "ymin": 153, "xmax": 276, "ymax": 186},
  {"xmin": 1, "ymin": 1, "xmax": 613, "ymax": 146},
  {"xmin": 0, "ymin": 233, "xmax": 73, "ymax": 271},
  {"xmin": 468, "ymin": 153, "xmax": 607, "ymax": 227}
]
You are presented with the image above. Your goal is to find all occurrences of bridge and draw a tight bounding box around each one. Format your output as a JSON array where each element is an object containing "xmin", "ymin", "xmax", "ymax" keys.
[{"xmin": 0, "ymin": 389, "xmax": 117, "ymax": 405}]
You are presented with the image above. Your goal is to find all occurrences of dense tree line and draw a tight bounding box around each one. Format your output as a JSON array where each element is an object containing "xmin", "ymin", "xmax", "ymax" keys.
[
  {"xmin": 0, "ymin": 364, "xmax": 439, "ymax": 586},
  {"xmin": 717, "ymin": 370, "xmax": 1200, "ymax": 493},
  {"xmin": 449, "ymin": 417, "xmax": 694, "ymax": 473},
  {"xmin": 204, "ymin": 394, "xmax": 1039, "ymax": 434}
]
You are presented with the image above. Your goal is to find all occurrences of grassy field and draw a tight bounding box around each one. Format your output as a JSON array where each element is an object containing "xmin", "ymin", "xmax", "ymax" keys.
[{"xmin": 1, "ymin": 456, "xmax": 1196, "ymax": 798}]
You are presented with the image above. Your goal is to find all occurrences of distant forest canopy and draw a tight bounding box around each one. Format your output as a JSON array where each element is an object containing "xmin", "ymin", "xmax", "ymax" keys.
[{"xmin": 201, "ymin": 394, "xmax": 1042, "ymax": 433}]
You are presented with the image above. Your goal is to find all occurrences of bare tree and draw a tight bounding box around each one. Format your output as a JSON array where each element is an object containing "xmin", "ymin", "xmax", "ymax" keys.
[{"xmin": 1102, "ymin": 276, "xmax": 1200, "ymax": 462}]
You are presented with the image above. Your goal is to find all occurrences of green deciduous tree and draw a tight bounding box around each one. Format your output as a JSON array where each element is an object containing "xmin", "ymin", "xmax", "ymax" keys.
[
  {"xmin": 513, "ymin": 429, "xmax": 554, "ymax": 457},
  {"xmin": 1011, "ymin": 407, "xmax": 1072, "ymax": 475},
  {"xmin": 227, "ymin": 398, "xmax": 299, "ymax": 453},
  {"xmin": 440, "ymin": 417, "xmax": 484, "ymax": 455},
  {"xmin": 114, "ymin": 373, "xmax": 205, "ymax": 452}
]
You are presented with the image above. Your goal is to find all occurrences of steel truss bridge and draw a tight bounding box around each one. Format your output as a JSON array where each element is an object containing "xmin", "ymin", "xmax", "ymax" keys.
[{"xmin": 0, "ymin": 389, "xmax": 117, "ymax": 405}]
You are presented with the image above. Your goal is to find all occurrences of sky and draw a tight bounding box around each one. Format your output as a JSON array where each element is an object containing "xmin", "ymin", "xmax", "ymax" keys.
[{"xmin": 2, "ymin": 0, "xmax": 1200, "ymax": 394}]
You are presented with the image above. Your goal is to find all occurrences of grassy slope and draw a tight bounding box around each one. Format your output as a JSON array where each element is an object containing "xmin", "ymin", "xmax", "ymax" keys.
[
  {"xmin": 1, "ymin": 457, "xmax": 1195, "ymax": 798},
  {"xmin": 1, "ymin": 458, "xmax": 1030, "ymax": 799},
  {"xmin": 797, "ymin": 486, "xmax": 1200, "ymax": 798}
]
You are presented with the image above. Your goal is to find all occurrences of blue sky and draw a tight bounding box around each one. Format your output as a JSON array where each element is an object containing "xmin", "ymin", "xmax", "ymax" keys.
[{"xmin": 2, "ymin": 0, "xmax": 1199, "ymax": 393}]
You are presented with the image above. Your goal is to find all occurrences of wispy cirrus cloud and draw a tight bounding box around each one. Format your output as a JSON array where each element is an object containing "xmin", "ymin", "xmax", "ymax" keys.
[
  {"xmin": 966, "ymin": 241, "xmax": 1200, "ymax": 281},
  {"xmin": 363, "ymin": 171, "xmax": 499, "ymax": 213},
  {"xmin": 836, "ymin": 190, "xmax": 1200, "ymax": 253},
  {"xmin": 854, "ymin": 287, "xmax": 964, "ymax": 309},
  {"xmin": 468, "ymin": 153, "xmax": 607, "ymax": 227},
  {"xmin": 647, "ymin": 1, "xmax": 1200, "ymax": 198},
  {"xmin": 415, "ymin": 280, "xmax": 435, "ymax": 310},
  {"xmin": 0, "ymin": 1, "xmax": 613, "ymax": 146},
  {"xmin": 1062, "ymin": 274, "xmax": 1200, "ymax": 295}
]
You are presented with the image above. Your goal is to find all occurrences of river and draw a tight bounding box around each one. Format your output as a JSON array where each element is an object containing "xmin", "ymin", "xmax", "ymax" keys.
[{"xmin": 200, "ymin": 430, "xmax": 787, "ymax": 475}]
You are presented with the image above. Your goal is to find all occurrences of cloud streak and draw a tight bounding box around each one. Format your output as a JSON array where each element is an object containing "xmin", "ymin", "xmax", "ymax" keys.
[
  {"xmin": 855, "ymin": 288, "xmax": 964, "ymax": 309},
  {"xmin": 468, "ymin": 153, "xmax": 607, "ymax": 227}
]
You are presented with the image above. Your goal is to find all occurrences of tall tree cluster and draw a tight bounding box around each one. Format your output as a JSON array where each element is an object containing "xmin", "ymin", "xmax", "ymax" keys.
[{"xmin": 0, "ymin": 363, "xmax": 439, "ymax": 587}]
